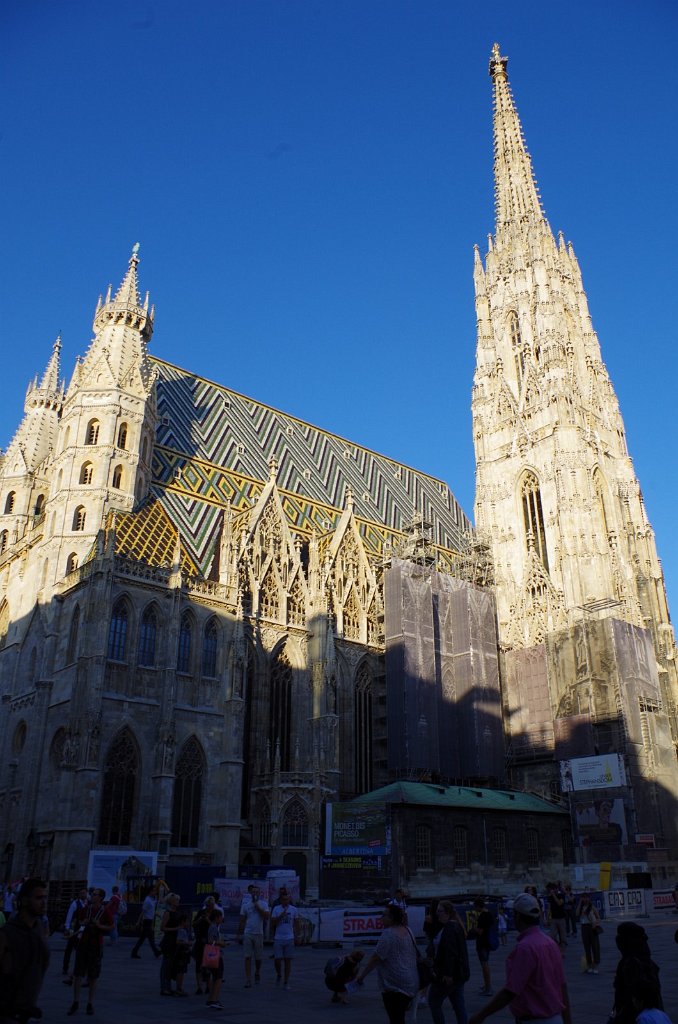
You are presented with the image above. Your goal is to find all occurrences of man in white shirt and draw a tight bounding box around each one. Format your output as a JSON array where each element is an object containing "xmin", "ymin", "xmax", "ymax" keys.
[
  {"xmin": 130, "ymin": 887, "xmax": 161, "ymax": 959},
  {"xmin": 270, "ymin": 890, "xmax": 300, "ymax": 991},
  {"xmin": 237, "ymin": 885, "xmax": 270, "ymax": 987}
]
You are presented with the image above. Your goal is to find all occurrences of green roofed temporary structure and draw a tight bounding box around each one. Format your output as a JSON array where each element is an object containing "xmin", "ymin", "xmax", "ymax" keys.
[{"xmin": 351, "ymin": 781, "xmax": 565, "ymax": 815}]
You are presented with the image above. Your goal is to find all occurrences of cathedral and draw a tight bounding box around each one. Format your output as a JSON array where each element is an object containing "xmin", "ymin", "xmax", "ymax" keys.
[{"xmin": 1, "ymin": 46, "xmax": 677, "ymax": 895}]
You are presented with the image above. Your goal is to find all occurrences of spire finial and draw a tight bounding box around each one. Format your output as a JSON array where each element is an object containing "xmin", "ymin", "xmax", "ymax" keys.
[{"xmin": 489, "ymin": 43, "xmax": 549, "ymax": 234}]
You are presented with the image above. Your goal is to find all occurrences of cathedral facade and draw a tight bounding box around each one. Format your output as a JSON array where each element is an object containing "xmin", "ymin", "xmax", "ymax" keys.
[{"xmin": 1, "ymin": 48, "xmax": 677, "ymax": 892}]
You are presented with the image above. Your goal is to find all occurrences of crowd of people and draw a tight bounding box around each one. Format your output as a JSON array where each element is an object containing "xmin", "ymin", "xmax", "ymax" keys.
[{"xmin": 0, "ymin": 878, "xmax": 674, "ymax": 1024}]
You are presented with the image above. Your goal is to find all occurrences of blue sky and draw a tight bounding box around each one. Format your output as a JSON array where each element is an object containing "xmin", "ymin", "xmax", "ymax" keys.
[{"xmin": 2, "ymin": 1, "xmax": 677, "ymax": 613}]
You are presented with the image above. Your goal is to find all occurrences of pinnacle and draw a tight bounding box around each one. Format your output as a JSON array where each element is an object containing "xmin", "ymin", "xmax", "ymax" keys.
[
  {"xmin": 113, "ymin": 243, "xmax": 143, "ymax": 308},
  {"xmin": 39, "ymin": 334, "xmax": 63, "ymax": 394}
]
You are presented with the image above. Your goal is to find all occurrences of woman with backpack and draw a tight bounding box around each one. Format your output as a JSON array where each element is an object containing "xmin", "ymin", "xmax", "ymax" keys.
[{"xmin": 427, "ymin": 901, "xmax": 470, "ymax": 1024}]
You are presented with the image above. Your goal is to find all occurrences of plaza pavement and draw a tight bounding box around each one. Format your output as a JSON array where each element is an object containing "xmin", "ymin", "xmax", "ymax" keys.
[{"xmin": 38, "ymin": 912, "xmax": 677, "ymax": 1024}]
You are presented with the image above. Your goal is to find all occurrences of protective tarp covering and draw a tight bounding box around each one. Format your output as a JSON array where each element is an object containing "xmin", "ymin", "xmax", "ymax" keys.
[
  {"xmin": 384, "ymin": 558, "xmax": 504, "ymax": 780},
  {"xmin": 503, "ymin": 645, "xmax": 554, "ymax": 757}
]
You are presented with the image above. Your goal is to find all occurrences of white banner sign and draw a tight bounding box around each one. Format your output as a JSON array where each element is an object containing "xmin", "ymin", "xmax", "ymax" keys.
[{"xmin": 560, "ymin": 754, "xmax": 626, "ymax": 792}]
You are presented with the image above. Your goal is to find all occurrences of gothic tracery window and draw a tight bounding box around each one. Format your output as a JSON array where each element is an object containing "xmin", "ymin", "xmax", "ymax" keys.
[
  {"xmin": 270, "ymin": 645, "xmax": 292, "ymax": 771},
  {"xmin": 259, "ymin": 569, "xmax": 280, "ymax": 621},
  {"xmin": 138, "ymin": 606, "xmax": 158, "ymax": 667},
  {"xmin": 354, "ymin": 663, "xmax": 373, "ymax": 793},
  {"xmin": 521, "ymin": 473, "xmax": 548, "ymax": 570},
  {"xmin": 202, "ymin": 619, "xmax": 218, "ymax": 678},
  {"xmin": 99, "ymin": 729, "xmax": 138, "ymax": 845},
  {"xmin": 281, "ymin": 800, "xmax": 309, "ymax": 847},
  {"xmin": 172, "ymin": 737, "xmax": 205, "ymax": 847},
  {"xmin": 107, "ymin": 599, "xmax": 129, "ymax": 661},
  {"xmin": 288, "ymin": 575, "xmax": 305, "ymax": 626},
  {"xmin": 508, "ymin": 311, "xmax": 525, "ymax": 387},
  {"xmin": 177, "ymin": 613, "xmax": 193, "ymax": 674}
]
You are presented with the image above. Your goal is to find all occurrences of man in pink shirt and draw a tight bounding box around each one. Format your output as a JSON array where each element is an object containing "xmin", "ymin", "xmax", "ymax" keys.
[{"xmin": 469, "ymin": 893, "xmax": 572, "ymax": 1024}]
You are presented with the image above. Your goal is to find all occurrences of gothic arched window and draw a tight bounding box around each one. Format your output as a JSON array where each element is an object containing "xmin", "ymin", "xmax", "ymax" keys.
[
  {"xmin": 107, "ymin": 599, "xmax": 129, "ymax": 661},
  {"xmin": 288, "ymin": 575, "xmax": 305, "ymax": 626},
  {"xmin": 138, "ymin": 606, "xmax": 158, "ymax": 667},
  {"xmin": 34, "ymin": 494, "xmax": 45, "ymax": 517},
  {"xmin": 79, "ymin": 462, "xmax": 94, "ymax": 485},
  {"xmin": 521, "ymin": 473, "xmax": 548, "ymax": 570},
  {"xmin": 0, "ymin": 530, "xmax": 7, "ymax": 554},
  {"xmin": 117, "ymin": 422, "xmax": 128, "ymax": 450},
  {"xmin": 270, "ymin": 645, "xmax": 292, "ymax": 771},
  {"xmin": 66, "ymin": 605, "xmax": 80, "ymax": 663},
  {"xmin": 202, "ymin": 619, "xmax": 218, "ymax": 678},
  {"xmin": 66, "ymin": 552, "xmax": 78, "ymax": 575},
  {"xmin": 281, "ymin": 800, "xmax": 309, "ymax": 847},
  {"xmin": 112, "ymin": 465, "xmax": 123, "ymax": 489},
  {"xmin": 508, "ymin": 311, "xmax": 524, "ymax": 387},
  {"xmin": 4, "ymin": 492, "xmax": 15, "ymax": 515},
  {"xmin": 72, "ymin": 506, "xmax": 86, "ymax": 532},
  {"xmin": 171, "ymin": 737, "xmax": 205, "ymax": 847},
  {"xmin": 99, "ymin": 729, "xmax": 138, "ymax": 845},
  {"xmin": 177, "ymin": 613, "xmax": 193, "ymax": 674},
  {"xmin": 85, "ymin": 419, "xmax": 100, "ymax": 446},
  {"xmin": 354, "ymin": 663, "xmax": 373, "ymax": 794}
]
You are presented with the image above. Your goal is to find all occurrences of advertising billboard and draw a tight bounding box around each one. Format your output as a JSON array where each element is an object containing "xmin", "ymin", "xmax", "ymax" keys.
[
  {"xmin": 325, "ymin": 802, "xmax": 390, "ymax": 856},
  {"xmin": 559, "ymin": 753, "xmax": 625, "ymax": 792},
  {"xmin": 574, "ymin": 796, "xmax": 628, "ymax": 846}
]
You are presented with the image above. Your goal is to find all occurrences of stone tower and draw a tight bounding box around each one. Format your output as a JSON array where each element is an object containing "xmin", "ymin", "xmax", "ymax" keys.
[{"xmin": 472, "ymin": 44, "xmax": 678, "ymax": 858}]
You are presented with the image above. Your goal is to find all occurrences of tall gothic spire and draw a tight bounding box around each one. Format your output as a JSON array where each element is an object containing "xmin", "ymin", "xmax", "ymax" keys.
[{"xmin": 489, "ymin": 43, "xmax": 548, "ymax": 235}]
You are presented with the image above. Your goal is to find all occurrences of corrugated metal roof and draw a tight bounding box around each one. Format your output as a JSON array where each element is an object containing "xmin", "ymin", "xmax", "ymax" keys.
[{"xmin": 351, "ymin": 781, "xmax": 567, "ymax": 815}]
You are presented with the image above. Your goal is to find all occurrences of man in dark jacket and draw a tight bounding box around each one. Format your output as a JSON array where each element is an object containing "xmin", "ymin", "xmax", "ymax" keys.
[
  {"xmin": 427, "ymin": 900, "xmax": 470, "ymax": 1024},
  {"xmin": 0, "ymin": 877, "xmax": 50, "ymax": 1024}
]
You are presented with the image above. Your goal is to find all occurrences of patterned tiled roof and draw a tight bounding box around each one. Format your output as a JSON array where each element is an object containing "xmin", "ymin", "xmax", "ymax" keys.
[{"xmin": 150, "ymin": 359, "xmax": 472, "ymax": 576}]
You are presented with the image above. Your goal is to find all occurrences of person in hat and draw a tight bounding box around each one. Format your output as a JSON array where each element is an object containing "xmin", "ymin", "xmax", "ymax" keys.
[
  {"xmin": 610, "ymin": 922, "xmax": 663, "ymax": 1024},
  {"xmin": 469, "ymin": 893, "xmax": 571, "ymax": 1024}
]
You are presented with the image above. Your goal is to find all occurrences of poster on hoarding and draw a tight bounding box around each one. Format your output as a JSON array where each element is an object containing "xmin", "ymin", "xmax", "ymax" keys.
[
  {"xmin": 574, "ymin": 797, "xmax": 628, "ymax": 846},
  {"xmin": 559, "ymin": 753, "xmax": 625, "ymax": 792},
  {"xmin": 325, "ymin": 803, "xmax": 390, "ymax": 855},
  {"xmin": 87, "ymin": 850, "xmax": 157, "ymax": 897}
]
